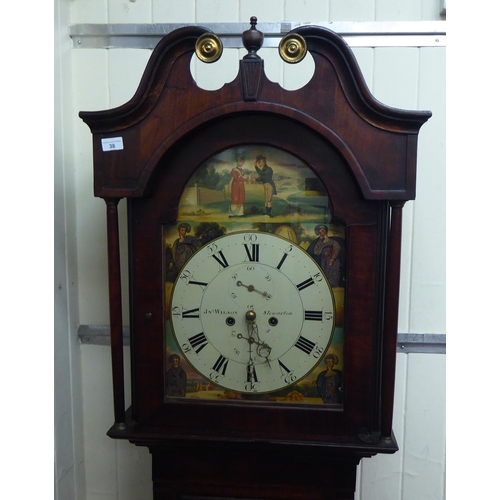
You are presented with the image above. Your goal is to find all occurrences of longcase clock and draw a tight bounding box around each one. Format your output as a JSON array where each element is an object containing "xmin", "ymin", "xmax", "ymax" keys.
[{"xmin": 80, "ymin": 18, "xmax": 431, "ymax": 500}]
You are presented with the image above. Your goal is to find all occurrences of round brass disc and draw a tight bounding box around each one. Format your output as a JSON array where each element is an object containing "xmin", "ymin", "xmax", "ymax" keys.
[
  {"xmin": 279, "ymin": 33, "xmax": 307, "ymax": 64},
  {"xmin": 195, "ymin": 33, "xmax": 223, "ymax": 63}
]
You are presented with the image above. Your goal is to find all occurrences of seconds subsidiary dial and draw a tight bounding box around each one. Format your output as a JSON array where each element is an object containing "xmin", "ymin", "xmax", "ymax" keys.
[{"xmin": 170, "ymin": 231, "xmax": 335, "ymax": 394}]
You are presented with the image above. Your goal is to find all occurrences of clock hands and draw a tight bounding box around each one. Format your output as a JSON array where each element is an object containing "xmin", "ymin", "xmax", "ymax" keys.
[
  {"xmin": 237, "ymin": 310, "xmax": 272, "ymax": 368},
  {"xmin": 236, "ymin": 280, "xmax": 271, "ymax": 299},
  {"xmin": 237, "ymin": 332, "xmax": 272, "ymax": 359}
]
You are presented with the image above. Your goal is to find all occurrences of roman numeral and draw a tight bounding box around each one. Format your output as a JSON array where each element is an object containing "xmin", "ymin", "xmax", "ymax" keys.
[
  {"xmin": 188, "ymin": 280, "xmax": 208, "ymax": 288},
  {"xmin": 212, "ymin": 251, "xmax": 229, "ymax": 269},
  {"xmin": 276, "ymin": 253, "xmax": 288, "ymax": 270},
  {"xmin": 212, "ymin": 355, "xmax": 229, "ymax": 375},
  {"xmin": 296, "ymin": 277, "xmax": 315, "ymax": 291},
  {"xmin": 295, "ymin": 336, "xmax": 316, "ymax": 355},
  {"xmin": 188, "ymin": 332, "xmax": 209, "ymax": 353},
  {"xmin": 304, "ymin": 310, "xmax": 323, "ymax": 321},
  {"xmin": 278, "ymin": 359, "xmax": 297, "ymax": 384},
  {"xmin": 244, "ymin": 243, "xmax": 260, "ymax": 262},
  {"xmin": 247, "ymin": 364, "xmax": 258, "ymax": 383},
  {"xmin": 182, "ymin": 307, "xmax": 200, "ymax": 319},
  {"xmin": 278, "ymin": 359, "xmax": 291, "ymax": 376}
]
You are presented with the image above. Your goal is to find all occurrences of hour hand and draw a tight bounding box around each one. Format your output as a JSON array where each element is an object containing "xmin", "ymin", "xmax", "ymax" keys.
[
  {"xmin": 237, "ymin": 328, "xmax": 272, "ymax": 368},
  {"xmin": 237, "ymin": 333, "xmax": 271, "ymax": 357},
  {"xmin": 237, "ymin": 333, "xmax": 255, "ymax": 344}
]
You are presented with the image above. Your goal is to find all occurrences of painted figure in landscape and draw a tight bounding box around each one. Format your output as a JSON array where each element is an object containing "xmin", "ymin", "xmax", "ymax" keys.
[
  {"xmin": 229, "ymin": 152, "xmax": 247, "ymax": 217},
  {"xmin": 316, "ymin": 354, "xmax": 343, "ymax": 404},
  {"xmin": 165, "ymin": 354, "xmax": 187, "ymax": 397},
  {"xmin": 307, "ymin": 224, "xmax": 343, "ymax": 288},
  {"xmin": 254, "ymin": 154, "xmax": 277, "ymax": 217}
]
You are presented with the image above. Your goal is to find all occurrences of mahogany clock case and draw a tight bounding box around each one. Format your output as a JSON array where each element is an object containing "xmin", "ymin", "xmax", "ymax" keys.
[
  {"xmin": 128, "ymin": 113, "xmax": 391, "ymax": 446},
  {"xmin": 79, "ymin": 22, "xmax": 431, "ymax": 458}
]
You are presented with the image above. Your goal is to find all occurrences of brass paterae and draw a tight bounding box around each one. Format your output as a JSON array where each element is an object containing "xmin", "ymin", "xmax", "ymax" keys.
[
  {"xmin": 279, "ymin": 33, "xmax": 307, "ymax": 64},
  {"xmin": 195, "ymin": 33, "xmax": 223, "ymax": 63}
]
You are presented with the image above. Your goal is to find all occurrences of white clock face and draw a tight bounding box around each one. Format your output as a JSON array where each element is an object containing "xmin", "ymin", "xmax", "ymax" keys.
[{"xmin": 170, "ymin": 231, "xmax": 335, "ymax": 394}]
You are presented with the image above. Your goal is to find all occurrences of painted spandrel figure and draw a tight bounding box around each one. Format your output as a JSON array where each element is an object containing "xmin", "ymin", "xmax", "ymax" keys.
[
  {"xmin": 165, "ymin": 354, "xmax": 187, "ymax": 397},
  {"xmin": 307, "ymin": 224, "xmax": 342, "ymax": 288},
  {"xmin": 170, "ymin": 223, "xmax": 202, "ymax": 273},
  {"xmin": 316, "ymin": 354, "xmax": 343, "ymax": 404},
  {"xmin": 254, "ymin": 154, "xmax": 277, "ymax": 218}
]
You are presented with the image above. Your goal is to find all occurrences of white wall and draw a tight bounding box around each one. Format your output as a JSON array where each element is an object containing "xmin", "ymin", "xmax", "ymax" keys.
[
  {"xmin": 55, "ymin": 1, "xmax": 446, "ymax": 499},
  {"xmin": 55, "ymin": 1, "xmax": 86, "ymax": 499}
]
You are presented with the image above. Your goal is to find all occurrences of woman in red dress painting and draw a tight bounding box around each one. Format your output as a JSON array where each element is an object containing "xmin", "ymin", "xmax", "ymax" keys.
[{"xmin": 229, "ymin": 153, "xmax": 247, "ymax": 217}]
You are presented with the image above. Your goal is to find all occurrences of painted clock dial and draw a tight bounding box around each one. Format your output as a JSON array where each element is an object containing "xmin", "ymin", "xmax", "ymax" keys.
[
  {"xmin": 164, "ymin": 144, "xmax": 346, "ymax": 405},
  {"xmin": 170, "ymin": 231, "xmax": 335, "ymax": 394}
]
